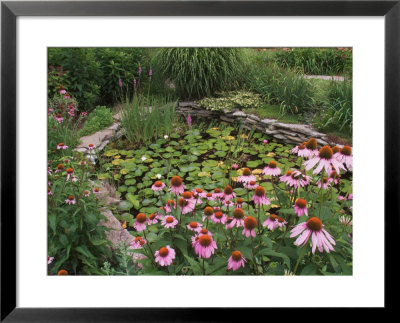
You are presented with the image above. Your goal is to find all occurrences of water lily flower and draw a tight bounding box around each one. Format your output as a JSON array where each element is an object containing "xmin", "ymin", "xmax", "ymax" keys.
[
  {"xmin": 232, "ymin": 163, "xmax": 239, "ymax": 170},
  {"xmin": 141, "ymin": 156, "xmax": 147, "ymax": 162},
  {"xmin": 227, "ymin": 251, "xmax": 246, "ymax": 271}
]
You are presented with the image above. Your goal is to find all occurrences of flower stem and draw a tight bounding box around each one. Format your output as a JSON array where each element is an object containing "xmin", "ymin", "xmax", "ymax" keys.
[
  {"xmin": 251, "ymin": 236, "xmax": 259, "ymax": 275},
  {"xmin": 293, "ymin": 245, "xmax": 307, "ymax": 275}
]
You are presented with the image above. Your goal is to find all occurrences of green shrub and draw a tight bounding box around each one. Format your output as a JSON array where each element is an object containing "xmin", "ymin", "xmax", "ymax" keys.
[
  {"xmin": 48, "ymin": 48, "xmax": 103, "ymax": 112},
  {"xmin": 320, "ymin": 79, "xmax": 352, "ymax": 134},
  {"xmin": 48, "ymin": 157, "xmax": 112, "ymax": 275},
  {"xmin": 48, "ymin": 94, "xmax": 82, "ymax": 158},
  {"xmin": 153, "ymin": 48, "xmax": 243, "ymax": 99},
  {"xmin": 79, "ymin": 106, "xmax": 114, "ymax": 137},
  {"xmin": 93, "ymin": 48, "xmax": 149, "ymax": 105},
  {"xmin": 243, "ymin": 51, "xmax": 314, "ymax": 115},
  {"xmin": 197, "ymin": 90, "xmax": 263, "ymax": 112},
  {"xmin": 273, "ymin": 47, "xmax": 352, "ymax": 76}
]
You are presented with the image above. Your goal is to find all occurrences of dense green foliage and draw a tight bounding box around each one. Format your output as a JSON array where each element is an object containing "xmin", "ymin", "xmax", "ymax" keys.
[
  {"xmin": 197, "ymin": 90, "xmax": 264, "ymax": 112},
  {"xmin": 153, "ymin": 48, "xmax": 243, "ymax": 99},
  {"xmin": 243, "ymin": 51, "xmax": 315, "ymax": 115},
  {"xmin": 78, "ymin": 106, "xmax": 114, "ymax": 137},
  {"xmin": 97, "ymin": 125, "xmax": 353, "ymax": 275},
  {"xmin": 48, "ymin": 48, "xmax": 149, "ymax": 110},
  {"xmin": 120, "ymin": 95, "xmax": 177, "ymax": 146},
  {"xmin": 320, "ymin": 79, "xmax": 353, "ymax": 135},
  {"xmin": 272, "ymin": 47, "xmax": 352, "ymax": 76}
]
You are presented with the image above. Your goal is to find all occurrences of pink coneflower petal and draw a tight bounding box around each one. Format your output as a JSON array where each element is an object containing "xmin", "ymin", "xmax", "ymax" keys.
[{"xmin": 154, "ymin": 246, "xmax": 176, "ymax": 266}]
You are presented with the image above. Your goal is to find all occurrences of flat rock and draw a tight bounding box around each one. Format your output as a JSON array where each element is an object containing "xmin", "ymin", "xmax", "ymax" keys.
[
  {"xmin": 179, "ymin": 101, "xmax": 198, "ymax": 108},
  {"xmin": 265, "ymin": 129, "xmax": 280, "ymax": 135},
  {"xmin": 273, "ymin": 134, "xmax": 287, "ymax": 140},
  {"xmin": 107, "ymin": 123, "xmax": 120, "ymax": 131},
  {"xmin": 260, "ymin": 118, "xmax": 276, "ymax": 126},
  {"xmin": 303, "ymin": 75, "xmax": 345, "ymax": 81},
  {"xmin": 232, "ymin": 111, "xmax": 247, "ymax": 118},
  {"xmin": 220, "ymin": 116, "xmax": 234, "ymax": 123},
  {"xmin": 77, "ymin": 129, "xmax": 115, "ymax": 148},
  {"xmin": 98, "ymin": 208, "xmax": 146, "ymax": 265},
  {"xmin": 272, "ymin": 123, "xmax": 314, "ymax": 136},
  {"xmin": 247, "ymin": 114, "xmax": 260, "ymax": 122},
  {"xmin": 285, "ymin": 135, "xmax": 303, "ymax": 143},
  {"xmin": 244, "ymin": 117, "xmax": 258, "ymax": 124},
  {"xmin": 74, "ymin": 147, "xmax": 87, "ymax": 153}
]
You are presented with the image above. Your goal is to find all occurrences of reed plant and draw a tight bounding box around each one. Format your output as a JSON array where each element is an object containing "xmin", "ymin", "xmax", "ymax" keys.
[
  {"xmin": 153, "ymin": 48, "xmax": 243, "ymax": 99},
  {"xmin": 120, "ymin": 94, "xmax": 177, "ymax": 146}
]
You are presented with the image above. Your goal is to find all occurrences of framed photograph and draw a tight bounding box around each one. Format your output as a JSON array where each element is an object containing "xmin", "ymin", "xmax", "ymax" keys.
[{"xmin": 1, "ymin": 0, "xmax": 397, "ymax": 320}]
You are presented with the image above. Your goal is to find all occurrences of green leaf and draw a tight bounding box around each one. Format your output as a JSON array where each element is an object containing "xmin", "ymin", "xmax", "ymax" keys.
[
  {"xmin": 184, "ymin": 255, "xmax": 202, "ymax": 275},
  {"xmin": 75, "ymin": 246, "xmax": 95, "ymax": 259},
  {"xmin": 301, "ymin": 264, "xmax": 317, "ymax": 275},
  {"xmin": 125, "ymin": 193, "xmax": 140, "ymax": 209},
  {"xmin": 258, "ymin": 248, "xmax": 291, "ymax": 269}
]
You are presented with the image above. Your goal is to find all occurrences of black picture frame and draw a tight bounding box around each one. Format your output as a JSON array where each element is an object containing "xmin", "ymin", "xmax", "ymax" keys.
[{"xmin": 1, "ymin": 0, "xmax": 398, "ymax": 320}]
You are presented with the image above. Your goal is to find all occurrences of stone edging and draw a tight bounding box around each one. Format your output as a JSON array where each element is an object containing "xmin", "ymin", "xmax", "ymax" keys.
[
  {"xmin": 176, "ymin": 102, "xmax": 332, "ymax": 146},
  {"xmin": 73, "ymin": 113, "xmax": 123, "ymax": 155}
]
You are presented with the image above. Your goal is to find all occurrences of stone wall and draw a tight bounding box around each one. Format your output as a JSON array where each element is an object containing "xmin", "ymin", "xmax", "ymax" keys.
[{"xmin": 177, "ymin": 101, "xmax": 331, "ymax": 146}]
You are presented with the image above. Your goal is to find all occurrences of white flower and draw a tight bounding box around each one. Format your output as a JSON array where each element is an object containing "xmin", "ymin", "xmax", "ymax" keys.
[
  {"xmin": 156, "ymin": 174, "xmax": 162, "ymax": 179},
  {"xmin": 164, "ymin": 135, "xmax": 169, "ymax": 139},
  {"xmin": 141, "ymin": 156, "xmax": 147, "ymax": 161}
]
